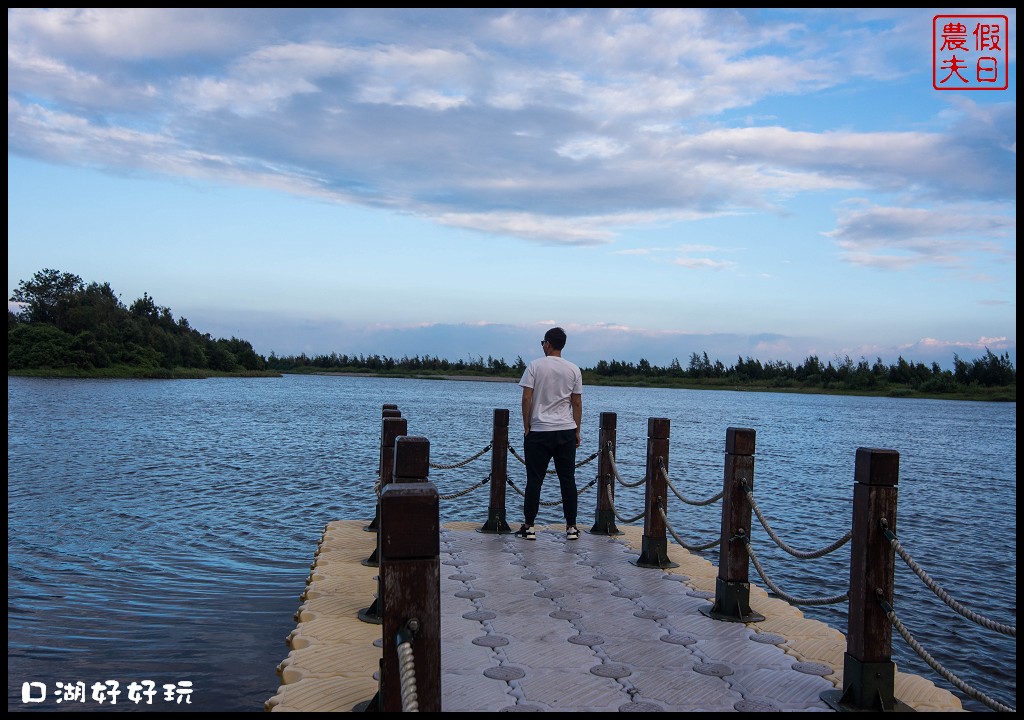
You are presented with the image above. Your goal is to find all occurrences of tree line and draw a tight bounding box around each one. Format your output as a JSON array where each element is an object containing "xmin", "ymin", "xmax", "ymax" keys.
[
  {"xmin": 268, "ymin": 346, "xmax": 1015, "ymax": 394},
  {"xmin": 267, "ymin": 351, "xmax": 523, "ymax": 375},
  {"xmin": 8, "ymin": 269, "xmax": 266, "ymax": 376},
  {"xmin": 589, "ymin": 350, "xmax": 1015, "ymax": 392},
  {"xmin": 8, "ymin": 268, "xmax": 1015, "ymax": 395}
]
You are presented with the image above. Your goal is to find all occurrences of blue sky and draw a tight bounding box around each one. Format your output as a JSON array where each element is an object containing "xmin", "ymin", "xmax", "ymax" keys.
[{"xmin": 7, "ymin": 8, "xmax": 1017, "ymax": 370}]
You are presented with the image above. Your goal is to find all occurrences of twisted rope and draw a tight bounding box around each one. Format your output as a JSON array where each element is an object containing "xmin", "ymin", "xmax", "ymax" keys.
[
  {"xmin": 880, "ymin": 595, "xmax": 1015, "ymax": 713},
  {"xmin": 658, "ymin": 506, "xmax": 720, "ymax": 551},
  {"xmin": 429, "ymin": 443, "xmax": 492, "ymax": 470},
  {"xmin": 397, "ymin": 625, "xmax": 419, "ymax": 712},
  {"xmin": 658, "ymin": 461, "xmax": 722, "ymax": 506},
  {"xmin": 436, "ymin": 475, "xmax": 491, "ymax": 501},
  {"xmin": 508, "ymin": 446, "xmax": 598, "ymax": 474},
  {"xmin": 742, "ymin": 482, "xmax": 851, "ymax": 559},
  {"xmin": 578, "ymin": 475, "xmax": 598, "ymax": 495},
  {"xmin": 742, "ymin": 533, "xmax": 849, "ymax": 606},
  {"xmin": 881, "ymin": 521, "xmax": 1015, "ymax": 638},
  {"xmin": 505, "ymin": 475, "xmax": 597, "ymax": 507},
  {"xmin": 606, "ymin": 482, "xmax": 646, "ymax": 524},
  {"xmin": 578, "ymin": 451, "xmax": 598, "ymax": 467},
  {"xmin": 606, "ymin": 445, "xmax": 646, "ymax": 488}
]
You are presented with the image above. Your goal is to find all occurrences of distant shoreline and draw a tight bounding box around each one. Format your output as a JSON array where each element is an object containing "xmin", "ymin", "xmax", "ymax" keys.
[
  {"xmin": 311, "ymin": 371, "xmax": 518, "ymax": 383},
  {"xmin": 299, "ymin": 370, "xmax": 1014, "ymax": 402},
  {"xmin": 7, "ymin": 369, "xmax": 1012, "ymax": 401}
]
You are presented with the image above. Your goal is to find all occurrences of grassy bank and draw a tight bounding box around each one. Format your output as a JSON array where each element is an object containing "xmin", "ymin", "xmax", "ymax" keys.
[
  {"xmin": 581, "ymin": 375, "xmax": 1015, "ymax": 403},
  {"xmin": 8, "ymin": 366, "xmax": 282, "ymax": 380}
]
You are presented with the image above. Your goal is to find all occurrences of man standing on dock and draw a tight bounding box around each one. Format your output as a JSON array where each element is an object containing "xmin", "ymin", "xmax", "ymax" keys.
[{"xmin": 517, "ymin": 327, "xmax": 584, "ymax": 541}]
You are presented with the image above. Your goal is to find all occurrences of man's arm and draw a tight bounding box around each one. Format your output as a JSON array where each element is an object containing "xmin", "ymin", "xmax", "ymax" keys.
[
  {"xmin": 521, "ymin": 386, "xmax": 534, "ymax": 435},
  {"xmin": 571, "ymin": 392, "xmax": 582, "ymax": 447}
]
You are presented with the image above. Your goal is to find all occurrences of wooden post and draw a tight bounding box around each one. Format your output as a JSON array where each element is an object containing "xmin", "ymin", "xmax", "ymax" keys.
[
  {"xmin": 378, "ymin": 438, "xmax": 440, "ymax": 712},
  {"xmin": 590, "ymin": 412, "xmax": 621, "ymax": 535},
  {"xmin": 480, "ymin": 409, "xmax": 512, "ymax": 533},
  {"xmin": 704, "ymin": 427, "xmax": 763, "ymax": 622},
  {"xmin": 633, "ymin": 418, "xmax": 677, "ymax": 568},
  {"xmin": 380, "ymin": 415, "xmax": 406, "ymax": 487},
  {"xmin": 361, "ymin": 417, "xmax": 407, "ymax": 580},
  {"xmin": 365, "ymin": 407, "xmax": 402, "ymax": 533},
  {"xmin": 822, "ymin": 448, "xmax": 908, "ymax": 711}
]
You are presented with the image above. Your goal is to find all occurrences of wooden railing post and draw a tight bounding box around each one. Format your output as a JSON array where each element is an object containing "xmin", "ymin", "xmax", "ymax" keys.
[
  {"xmin": 356, "ymin": 431, "xmax": 427, "ymax": 620},
  {"xmin": 378, "ymin": 437, "xmax": 440, "ymax": 712},
  {"xmin": 590, "ymin": 412, "xmax": 621, "ymax": 535},
  {"xmin": 634, "ymin": 418, "xmax": 677, "ymax": 568},
  {"xmin": 822, "ymin": 448, "xmax": 907, "ymax": 711},
  {"xmin": 480, "ymin": 409, "xmax": 512, "ymax": 533},
  {"xmin": 365, "ymin": 406, "xmax": 402, "ymax": 533},
  {"xmin": 704, "ymin": 427, "xmax": 763, "ymax": 622},
  {"xmin": 363, "ymin": 416, "xmax": 408, "ymax": 568},
  {"xmin": 380, "ymin": 415, "xmax": 406, "ymax": 490}
]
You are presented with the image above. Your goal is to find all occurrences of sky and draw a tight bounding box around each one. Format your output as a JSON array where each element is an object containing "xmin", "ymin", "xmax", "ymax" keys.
[{"xmin": 7, "ymin": 8, "xmax": 1017, "ymax": 371}]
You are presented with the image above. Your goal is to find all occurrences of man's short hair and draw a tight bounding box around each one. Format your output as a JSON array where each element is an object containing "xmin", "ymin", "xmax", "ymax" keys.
[{"xmin": 545, "ymin": 327, "xmax": 567, "ymax": 351}]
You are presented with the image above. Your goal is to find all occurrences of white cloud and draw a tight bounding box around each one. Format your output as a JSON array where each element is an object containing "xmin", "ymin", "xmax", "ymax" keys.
[
  {"xmin": 7, "ymin": 9, "xmax": 1015, "ymax": 247},
  {"xmin": 827, "ymin": 203, "xmax": 1017, "ymax": 269},
  {"xmin": 7, "ymin": 8, "xmax": 265, "ymax": 58},
  {"xmin": 555, "ymin": 135, "xmax": 626, "ymax": 161},
  {"xmin": 432, "ymin": 211, "xmax": 616, "ymax": 245},
  {"xmin": 671, "ymin": 257, "xmax": 737, "ymax": 271}
]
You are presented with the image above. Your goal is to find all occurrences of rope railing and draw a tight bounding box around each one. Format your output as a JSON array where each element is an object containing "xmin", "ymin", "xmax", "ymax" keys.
[
  {"xmin": 658, "ymin": 506, "xmax": 720, "ymax": 552},
  {"xmin": 881, "ymin": 520, "xmax": 1015, "ymax": 638},
  {"xmin": 604, "ymin": 481, "xmax": 646, "ymax": 524},
  {"xmin": 657, "ymin": 460, "xmax": 722, "ymax": 506},
  {"xmin": 505, "ymin": 474, "xmax": 598, "ymax": 506},
  {"xmin": 605, "ymin": 444, "xmax": 646, "ymax": 488},
  {"xmin": 428, "ymin": 443, "xmax": 492, "ymax": 470},
  {"xmin": 742, "ymin": 481, "xmax": 852, "ymax": 560},
  {"xmin": 606, "ymin": 447, "xmax": 721, "ymax": 546},
  {"xmin": 381, "ymin": 416, "xmax": 601, "ymax": 518},
  {"xmin": 508, "ymin": 446, "xmax": 598, "ymax": 474},
  {"xmin": 396, "ymin": 619, "xmax": 420, "ymax": 712},
  {"xmin": 436, "ymin": 474, "xmax": 491, "ymax": 502},
  {"xmin": 740, "ymin": 531, "xmax": 850, "ymax": 606},
  {"xmin": 879, "ymin": 594, "xmax": 1015, "ymax": 713},
  {"xmin": 369, "ymin": 406, "xmax": 1015, "ymax": 713}
]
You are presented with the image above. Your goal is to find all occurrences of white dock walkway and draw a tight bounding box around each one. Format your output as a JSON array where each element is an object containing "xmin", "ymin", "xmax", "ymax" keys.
[{"xmin": 265, "ymin": 520, "xmax": 962, "ymax": 712}]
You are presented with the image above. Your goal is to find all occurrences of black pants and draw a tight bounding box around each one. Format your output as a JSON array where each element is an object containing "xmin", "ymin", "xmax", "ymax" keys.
[{"xmin": 523, "ymin": 429, "xmax": 578, "ymax": 526}]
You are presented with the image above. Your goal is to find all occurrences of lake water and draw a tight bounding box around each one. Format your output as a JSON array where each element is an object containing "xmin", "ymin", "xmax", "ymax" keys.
[{"xmin": 6, "ymin": 374, "xmax": 1016, "ymax": 712}]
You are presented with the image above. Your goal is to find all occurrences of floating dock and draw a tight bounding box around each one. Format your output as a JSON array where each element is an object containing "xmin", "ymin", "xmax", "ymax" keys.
[{"xmin": 265, "ymin": 519, "xmax": 962, "ymax": 712}]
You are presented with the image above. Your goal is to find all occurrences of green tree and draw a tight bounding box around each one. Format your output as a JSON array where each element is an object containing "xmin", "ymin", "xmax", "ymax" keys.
[
  {"xmin": 9, "ymin": 268, "xmax": 85, "ymax": 329},
  {"xmin": 7, "ymin": 324, "xmax": 77, "ymax": 369},
  {"xmin": 9, "ymin": 268, "xmax": 274, "ymax": 376},
  {"xmin": 954, "ymin": 349, "xmax": 1016, "ymax": 386}
]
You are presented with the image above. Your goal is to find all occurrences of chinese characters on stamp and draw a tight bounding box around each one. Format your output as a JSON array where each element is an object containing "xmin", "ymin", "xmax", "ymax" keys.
[{"xmin": 933, "ymin": 15, "xmax": 1009, "ymax": 90}]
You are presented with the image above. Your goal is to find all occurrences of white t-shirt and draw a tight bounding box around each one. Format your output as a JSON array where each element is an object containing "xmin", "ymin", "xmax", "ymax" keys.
[{"xmin": 519, "ymin": 356, "xmax": 583, "ymax": 432}]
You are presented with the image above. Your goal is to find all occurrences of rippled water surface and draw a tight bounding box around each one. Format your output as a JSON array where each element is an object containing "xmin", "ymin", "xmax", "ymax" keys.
[{"xmin": 7, "ymin": 375, "xmax": 1016, "ymax": 711}]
